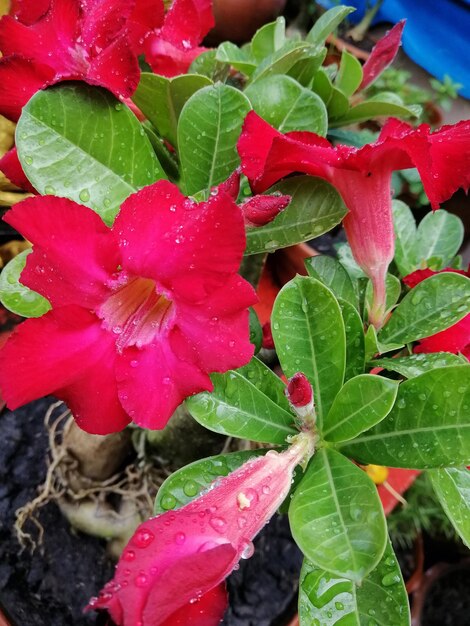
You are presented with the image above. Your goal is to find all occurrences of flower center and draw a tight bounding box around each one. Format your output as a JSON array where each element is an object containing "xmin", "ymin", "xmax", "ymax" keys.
[{"xmin": 99, "ymin": 276, "xmax": 172, "ymax": 352}]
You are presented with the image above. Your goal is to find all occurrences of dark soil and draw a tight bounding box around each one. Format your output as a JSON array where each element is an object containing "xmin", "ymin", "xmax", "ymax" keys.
[{"xmin": 0, "ymin": 399, "xmax": 302, "ymax": 626}]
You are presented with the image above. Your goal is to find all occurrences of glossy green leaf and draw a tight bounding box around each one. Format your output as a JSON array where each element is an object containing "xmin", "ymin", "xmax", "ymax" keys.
[
  {"xmin": 186, "ymin": 356, "xmax": 296, "ymax": 444},
  {"xmin": 338, "ymin": 298, "xmax": 365, "ymax": 380},
  {"xmin": 364, "ymin": 325, "xmax": 403, "ymax": 362},
  {"xmin": 327, "ymin": 86, "xmax": 350, "ymax": 119},
  {"xmin": 287, "ymin": 48, "xmax": 327, "ymax": 88},
  {"xmin": 0, "ymin": 250, "xmax": 50, "ymax": 317},
  {"xmin": 371, "ymin": 352, "xmax": 467, "ymax": 379},
  {"xmin": 306, "ymin": 5, "xmax": 355, "ymax": 44},
  {"xmin": 245, "ymin": 176, "xmax": 347, "ymax": 255},
  {"xmin": 132, "ymin": 73, "xmax": 212, "ymax": 147},
  {"xmin": 272, "ymin": 276, "xmax": 345, "ymax": 426},
  {"xmin": 249, "ymin": 40, "xmax": 317, "ymax": 85},
  {"xmin": 178, "ymin": 84, "xmax": 251, "ymax": 195},
  {"xmin": 322, "ymin": 374, "xmax": 398, "ymax": 443},
  {"xmin": 414, "ymin": 210, "xmax": 464, "ymax": 269},
  {"xmin": 330, "ymin": 98, "xmax": 420, "ymax": 127},
  {"xmin": 188, "ymin": 49, "xmax": 230, "ymax": 82},
  {"xmin": 16, "ymin": 83, "xmax": 164, "ymax": 225},
  {"xmin": 154, "ymin": 449, "xmax": 267, "ymax": 514},
  {"xmin": 305, "ymin": 255, "xmax": 357, "ymax": 309},
  {"xmin": 290, "ymin": 448, "xmax": 387, "ymax": 582},
  {"xmin": 251, "ymin": 17, "xmax": 286, "ymax": 61},
  {"xmin": 379, "ymin": 273, "xmax": 470, "ymax": 345},
  {"xmin": 312, "ymin": 68, "xmax": 333, "ymax": 103},
  {"xmin": 335, "ymin": 242, "xmax": 366, "ymax": 281},
  {"xmin": 429, "ymin": 467, "xmax": 470, "ymax": 548},
  {"xmin": 365, "ymin": 273, "xmax": 401, "ymax": 317},
  {"xmin": 245, "ymin": 75, "xmax": 327, "ymax": 135},
  {"xmin": 335, "ymin": 50, "xmax": 363, "ymax": 97},
  {"xmin": 216, "ymin": 42, "xmax": 256, "ymax": 75},
  {"xmin": 143, "ymin": 122, "xmax": 179, "ymax": 180},
  {"xmin": 298, "ymin": 538, "xmax": 409, "ymax": 626},
  {"xmin": 249, "ymin": 307, "xmax": 263, "ymax": 353},
  {"xmin": 340, "ymin": 366, "xmax": 470, "ymax": 468},
  {"xmin": 392, "ymin": 200, "xmax": 417, "ymax": 276}
]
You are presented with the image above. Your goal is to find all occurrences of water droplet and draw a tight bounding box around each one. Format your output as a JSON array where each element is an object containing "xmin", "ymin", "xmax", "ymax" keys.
[
  {"xmin": 335, "ymin": 602, "xmax": 344, "ymax": 610},
  {"xmin": 160, "ymin": 494, "xmax": 177, "ymax": 510},
  {"xmin": 130, "ymin": 359, "xmax": 139, "ymax": 368},
  {"xmin": 24, "ymin": 156, "xmax": 33, "ymax": 165},
  {"xmin": 44, "ymin": 185, "xmax": 55, "ymax": 195},
  {"xmin": 79, "ymin": 189, "xmax": 90, "ymax": 202},
  {"xmin": 381, "ymin": 572, "xmax": 400, "ymax": 587},
  {"xmin": 123, "ymin": 549, "xmax": 135, "ymax": 562},
  {"xmin": 209, "ymin": 516, "xmax": 227, "ymax": 532},
  {"xmin": 240, "ymin": 540, "xmax": 254, "ymax": 560},
  {"xmin": 174, "ymin": 532, "xmax": 186, "ymax": 545},
  {"xmin": 134, "ymin": 573, "xmax": 149, "ymax": 587},
  {"xmin": 183, "ymin": 480, "xmax": 199, "ymax": 497},
  {"xmin": 133, "ymin": 528, "xmax": 154, "ymax": 548}
]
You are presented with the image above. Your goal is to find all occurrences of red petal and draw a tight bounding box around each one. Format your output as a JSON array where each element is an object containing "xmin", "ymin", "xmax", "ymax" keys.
[
  {"xmin": 4, "ymin": 196, "xmax": 119, "ymax": 308},
  {"xmin": 403, "ymin": 268, "xmax": 438, "ymax": 288},
  {"xmin": 80, "ymin": 0, "xmax": 132, "ymax": 50},
  {"xmin": 0, "ymin": 55, "xmax": 54, "ymax": 121},
  {"xmin": 173, "ymin": 274, "xmax": 256, "ymax": 373},
  {"xmin": 0, "ymin": 306, "xmax": 130, "ymax": 434},
  {"xmin": 360, "ymin": 21, "xmax": 405, "ymax": 90},
  {"xmin": 114, "ymin": 180, "xmax": 247, "ymax": 301},
  {"xmin": 10, "ymin": 0, "xmax": 50, "ymax": 24},
  {"xmin": 87, "ymin": 34, "xmax": 141, "ymax": 98},
  {"xmin": 145, "ymin": 37, "xmax": 207, "ymax": 76},
  {"xmin": 115, "ymin": 336, "xmax": 212, "ymax": 429},
  {"xmin": 142, "ymin": 546, "xmax": 234, "ymax": 624},
  {"xmin": 216, "ymin": 168, "xmax": 241, "ymax": 200},
  {"xmin": 0, "ymin": 147, "xmax": 36, "ymax": 193},
  {"xmin": 415, "ymin": 315, "xmax": 470, "ymax": 355},
  {"xmin": 161, "ymin": 0, "xmax": 214, "ymax": 48},
  {"xmin": 241, "ymin": 193, "xmax": 290, "ymax": 226},
  {"xmin": 128, "ymin": 0, "xmax": 165, "ymax": 52},
  {"xmin": 161, "ymin": 583, "xmax": 228, "ymax": 626}
]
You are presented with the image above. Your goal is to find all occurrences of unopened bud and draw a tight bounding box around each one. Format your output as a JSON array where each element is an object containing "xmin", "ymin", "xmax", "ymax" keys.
[
  {"xmin": 285, "ymin": 373, "xmax": 315, "ymax": 423},
  {"xmin": 241, "ymin": 194, "xmax": 290, "ymax": 227}
]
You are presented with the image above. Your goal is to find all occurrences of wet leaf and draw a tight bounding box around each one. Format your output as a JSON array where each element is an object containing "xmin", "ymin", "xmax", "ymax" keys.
[
  {"xmin": 392, "ymin": 200, "xmax": 417, "ymax": 276},
  {"xmin": 305, "ymin": 255, "xmax": 357, "ymax": 309},
  {"xmin": 429, "ymin": 467, "xmax": 470, "ymax": 548},
  {"xmin": 371, "ymin": 352, "xmax": 467, "ymax": 379},
  {"xmin": 0, "ymin": 249, "xmax": 50, "ymax": 317},
  {"xmin": 414, "ymin": 210, "xmax": 464, "ymax": 269},
  {"xmin": 338, "ymin": 298, "xmax": 365, "ymax": 380},
  {"xmin": 306, "ymin": 5, "xmax": 355, "ymax": 45}
]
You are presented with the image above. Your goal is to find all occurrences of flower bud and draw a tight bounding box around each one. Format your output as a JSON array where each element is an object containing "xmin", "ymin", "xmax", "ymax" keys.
[{"xmin": 285, "ymin": 373, "xmax": 315, "ymax": 423}]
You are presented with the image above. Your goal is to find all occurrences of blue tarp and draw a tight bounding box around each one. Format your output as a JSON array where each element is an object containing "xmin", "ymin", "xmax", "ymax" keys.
[{"xmin": 317, "ymin": 1, "xmax": 470, "ymax": 98}]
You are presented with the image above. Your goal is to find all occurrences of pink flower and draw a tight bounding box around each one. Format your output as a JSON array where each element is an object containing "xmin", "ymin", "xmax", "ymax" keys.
[
  {"xmin": 0, "ymin": 0, "xmax": 166, "ymax": 122},
  {"xmin": 88, "ymin": 439, "xmax": 311, "ymax": 625},
  {"xmin": 403, "ymin": 267, "xmax": 470, "ymax": 358},
  {"xmin": 144, "ymin": 0, "xmax": 214, "ymax": 77},
  {"xmin": 0, "ymin": 180, "xmax": 256, "ymax": 434},
  {"xmin": 238, "ymin": 112, "xmax": 470, "ymax": 327}
]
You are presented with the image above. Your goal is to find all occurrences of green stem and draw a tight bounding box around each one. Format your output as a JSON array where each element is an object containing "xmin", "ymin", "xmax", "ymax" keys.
[{"xmin": 348, "ymin": 0, "xmax": 385, "ymax": 41}]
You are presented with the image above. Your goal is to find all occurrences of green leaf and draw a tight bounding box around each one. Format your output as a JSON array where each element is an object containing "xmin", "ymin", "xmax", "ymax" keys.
[
  {"xmin": 365, "ymin": 273, "xmax": 401, "ymax": 317},
  {"xmin": 245, "ymin": 75, "xmax": 327, "ymax": 135},
  {"xmin": 154, "ymin": 449, "xmax": 267, "ymax": 514},
  {"xmin": 132, "ymin": 73, "xmax": 212, "ymax": 147},
  {"xmin": 339, "ymin": 366, "xmax": 470, "ymax": 469},
  {"xmin": 251, "ymin": 17, "xmax": 286, "ymax": 62},
  {"xmin": 392, "ymin": 200, "xmax": 417, "ymax": 276},
  {"xmin": 322, "ymin": 374, "xmax": 398, "ymax": 443},
  {"xmin": 364, "ymin": 325, "xmax": 403, "ymax": 362},
  {"xmin": 306, "ymin": 6, "xmax": 355, "ymax": 45},
  {"xmin": 429, "ymin": 467, "xmax": 470, "ymax": 548},
  {"xmin": 298, "ymin": 538, "xmax": 410, "ymax": 626},
  {"xmin": 335, "ymin": 50, "xmax": 363, "ymax": 97},
  {"xmin": 272, "ymin": 276, "xmax": 345, "ymax": 426},
  {"xmin": 178, "ymin": 84, "xmax": 251, "ymax": 195},
  {"xmin": 335, "ymin": 242, "xmax": 366, "ymax": 281},
  {"xmin": 312, "ymin": 68, "xmax": 333, "ymax": 104},
  {"xmin": 186, "ymin": 356, "xmax": 296, "ymax": 444},
  {"xmin": 327, "ymin": 86, "xmax": 350, "ymax": 119},
  {"xmin": 378, "ymin": 273, "xmax": 470, "ymax": 345},
  {"xmin": 16, "ymin": 83, "xmax": 165, "ymax": 225},
  {"xmin": 189, "ymin": 49, "xmax": 230, "ymax": 81},
  {"xmin": 330, "ymin": 98, "xmax": 420, "ymax": 127},
  {"xmin": 287, "ymin": 48, "xmax": 327, "ymax": 88},
  {"xmin": 290, "ymin": 448, "xmax": 387, "ymax": 582},
  {"xmin": 305, "ymin": 255, "xmax": 357, "ymax": 309},
  {"xmin": 338, "ymin": 298, "xmax": 365, "ymax": 380},
  {"xmin": 0, "ymin": 250, "xmax": 50, "ymax": 317},
  {"xmin": 249, "ymin": 40, "xmax": 317, "ymax": 85},
  {"xmin": 371, "ymin": 352, "xmax": 467, "ymax": 379},
  {"xmin": 414, "ymin": 210, "xmax": 464, "ymax": 269},
  {"xmin": 216, "ymin": 42, "xmax": 256, "ymax": 75},
  {"xmin": 245, "ymin": 176, "xmax": 347, "ymax": 255},
  {"xmin": 142, "ymin": 122, "xmax": 179, "ymax": 181},
  {"xmin": 249, "ymin": 307, "xmax": 263, "ymax": 353}
]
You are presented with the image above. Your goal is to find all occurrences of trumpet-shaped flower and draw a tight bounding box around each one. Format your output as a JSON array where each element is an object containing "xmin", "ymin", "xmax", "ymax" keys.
[
  {"xmin": 0, "ymin": 181, "xmax": 256, "ymax": 434},
  {"xmin": 404, "ymin": 267, "xmax": 470, "ymax": 358},
  {"xmin": 238, "ymin": 112, "xmax": 470, "ymax": 327},
  {"xmin": 88, "ymin": 438, "xmax": 311, "ymax": 625}
]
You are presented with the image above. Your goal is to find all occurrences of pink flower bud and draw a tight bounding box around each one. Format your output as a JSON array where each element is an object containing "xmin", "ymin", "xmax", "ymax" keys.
[
  {"xmin": 261, "ymin": 321, "xmax": 275, "ymax": 350},
  {"xmin": 285, "ymin": 373, "xmax": 315, "ymax": 423},
  {"xmin": 240, "ymin": 194, "xmax": 291, "ymax": 227}
]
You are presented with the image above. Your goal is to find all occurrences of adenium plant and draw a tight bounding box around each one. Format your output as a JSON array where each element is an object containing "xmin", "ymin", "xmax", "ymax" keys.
[{"xmin": 0, "ymin": 2, "xmax": 469, "ymax": 625}]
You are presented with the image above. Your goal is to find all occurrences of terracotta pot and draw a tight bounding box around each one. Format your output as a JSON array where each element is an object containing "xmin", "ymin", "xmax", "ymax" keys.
[{"xmin": 206, "ymin": 0, "xmax": 287, "ymax": 44}]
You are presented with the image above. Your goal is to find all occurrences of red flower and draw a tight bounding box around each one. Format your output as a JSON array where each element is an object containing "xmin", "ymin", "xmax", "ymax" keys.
[
  {"xmin": 0, "ymin": 181, "xmax": 256, "ymax": 434},
  {"xmin": 403, "ymin": 267, "xmax": 470, "ymax": 357},
  {"xmin": 88, "ymin": 439, "xmax": 311, "ymax": 625},
  {"xmin": 238, "ymin": 112, "xmax": 470, "ymax": 327},
  {"xmin": 0, "ymin": 0, "xmax": 165, "ymax": 122},
  {"xmin": 144, "ymin": 0, "xmax": 214, "ymax": 77}
]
